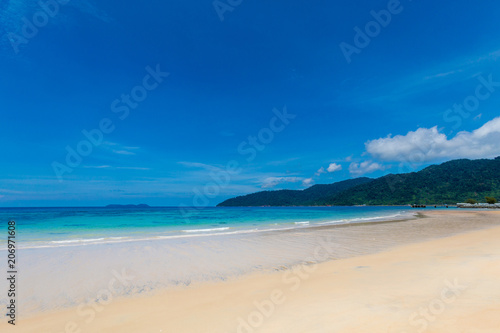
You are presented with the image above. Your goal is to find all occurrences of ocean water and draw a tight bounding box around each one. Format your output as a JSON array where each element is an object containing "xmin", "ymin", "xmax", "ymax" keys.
[
  {"xmin": 0, "ymin": 206, "xmax": 413, "ymax": 250},
  {"xmin": 2, "ymin": 206, "xmax": 482, "ymax": 315}
]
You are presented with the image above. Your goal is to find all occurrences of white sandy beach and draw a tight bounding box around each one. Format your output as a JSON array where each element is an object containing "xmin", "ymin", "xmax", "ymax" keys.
[{"xmin": 2, "ymin": 210, "xmax": 500, "ymax": 332}]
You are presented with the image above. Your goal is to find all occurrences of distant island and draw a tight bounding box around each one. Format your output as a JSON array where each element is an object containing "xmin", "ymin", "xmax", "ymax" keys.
[
  {"xmin": 105, "ymin": 204, "xmax": 151, "ymax": 208},
  {"xmin": 218, "ymin": 156, "xmax": 500, "ymax": 206}
]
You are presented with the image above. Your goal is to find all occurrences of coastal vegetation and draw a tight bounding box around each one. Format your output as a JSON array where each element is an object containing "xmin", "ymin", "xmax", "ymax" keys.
[
  {"xmin": 485, "ymin": 197, "xmax": 498, "ymax": 204},
  {"xmin": 218, "ymin": 157, "xmax": 500, "ymax": 206}
]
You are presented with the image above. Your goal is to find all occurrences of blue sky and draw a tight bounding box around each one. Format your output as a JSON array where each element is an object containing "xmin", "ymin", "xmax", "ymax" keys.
[{"xmin": 1, "ymin": 0, "xmax": 500, "ymax": 207}]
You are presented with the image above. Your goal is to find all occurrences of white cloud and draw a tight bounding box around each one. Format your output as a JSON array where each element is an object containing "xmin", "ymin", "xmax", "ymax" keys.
[
  {"xmin": 178, "ymin": 161, "xmax": 223, "ymax": 171},
  {"xmin": 113, "ymin": 150, "xmax": 136, "ymax": 155},
  {"xmin": 302, "ymin": 178, "xmax": 314, "ymax": 187},
  {"xmin": 315, "ymin": 163, "xmax": 342, "ymax": 176},
  {"xmin": 116, "ymin": 167, "xmax": 150, "ymax": 170},
  {"xmin": 82, "ymin": 165, "xmax": 149, "ymax": 170},
  {"xmin": 365, "ymin": 117, "xmax": 500, "ymax": 163},
  {"xmin": 327, "ymin": 163, "xmax": 342, "ymax": 173},
  {"xmin": 100, "ymin": 142, "xmax": 139, "ymax": 156},
  {"xmin": 423, "ymin": 69, "xmax": 463, "ymax": 81},
  {"xmin": 315, "ymin": 167, "xmax": 326, "ymax": 176},
  {"xmin": 349, "ymin": 161, "xmax": 386, "ymax": 176},
  {"xmin": 261, "ymin": 177, "xmax": 302, "ymax": 189},
  {"xmin": 83, "ymin": 165, "xmax": 111, "ymax": 169}
]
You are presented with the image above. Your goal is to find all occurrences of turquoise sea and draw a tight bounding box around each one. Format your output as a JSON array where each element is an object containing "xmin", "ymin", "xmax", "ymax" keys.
[
  {"xmin": 0, "ymin": 206, "xmax": 418, "ymax": 249},
  {"xmin": 2, "ymin": 206, "xmax": 473, "ymax": 314}
]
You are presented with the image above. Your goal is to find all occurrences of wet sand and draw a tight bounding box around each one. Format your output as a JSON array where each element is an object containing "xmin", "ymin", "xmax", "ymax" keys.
[{"xmin": 2, "ymin": 210, "xmax": 500, "ymax": 332}]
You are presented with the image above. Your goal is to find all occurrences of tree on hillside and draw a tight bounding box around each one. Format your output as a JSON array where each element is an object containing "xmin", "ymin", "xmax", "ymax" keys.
[
  {"xmin": 466, "ymin": 198, "xmax": 478, "ymax": 204},
  {"xmin": 485, "ymin": 196, "xmax": 497, "ymax": 204}
]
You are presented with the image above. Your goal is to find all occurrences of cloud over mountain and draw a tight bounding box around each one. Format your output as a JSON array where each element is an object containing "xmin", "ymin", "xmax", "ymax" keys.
[{"xmin": 365, "ymin": 117, "xmax": 500, "ymax": 163}]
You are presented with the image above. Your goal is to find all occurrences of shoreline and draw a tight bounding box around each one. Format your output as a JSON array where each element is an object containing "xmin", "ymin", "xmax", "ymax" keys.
[
  {"xmin": 1, "ymin": 208, "xmax": 415, "ymax": 251},
  {"xmin": 2, "ymin": 210, "xmax": 500, "ymax": 332}
]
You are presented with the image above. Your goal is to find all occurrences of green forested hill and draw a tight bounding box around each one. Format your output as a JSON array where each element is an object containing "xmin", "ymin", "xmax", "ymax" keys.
[
  {"xmin": 217, "ymin": 177, "xmax": 373, "ymax": 206},
  {"xmin": 217, "ymin": 157, "xmax": 500, "ymax": 206},
  {"xmin": 327, "ymin": 157, "xmax": 500, "ymax": 205}
]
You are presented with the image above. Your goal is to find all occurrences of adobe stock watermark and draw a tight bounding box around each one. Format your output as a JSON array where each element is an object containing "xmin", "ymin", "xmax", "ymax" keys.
[
  {"xmin": 443, "ymin": 73, "xmax": 500, "ymax": 129},
  {"xmin": 399, "ymin": 278, "xmax": 468, "ymax": 333},
  {"xmin": 51, "ymin": 64, "xmax": 169, "ymax": 182},
  {"xmin": 236, "ymin": 235, "xmax": 337, "ymax": 333},
  {"xmin": 178, "ymin": 106, "xmax": 296, "ymax": 220},
  {"xmin": 57, "ymin": 268, "xmax": 135, "ymax": 333},
  {"xmin": 4, "ymin": 0, "xmax": 71, "ymax": 54},
  {"xmin": 339, "ymin": 0, "xmax": 404, "ymax": 64},
  {"xmin": 213, "ymin": 0, "xmax": 243, "ymax": 21}
]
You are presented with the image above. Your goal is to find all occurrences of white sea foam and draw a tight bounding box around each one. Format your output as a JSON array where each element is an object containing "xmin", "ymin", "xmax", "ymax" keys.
[
  {"xmin": 182, "ymin": 227, "xmax": 230, "ymax": 233},
  {"xmin": 51, "ymin": 238, "xmax": 105, "ymax": 244},
  {"xmin": 294, "ymin": 221, "xmax": 310, "ymax": 225},
  {"xmin": 16, "ymin": 227, "xmax": 291, "ymax": 249},
  {"xmin": 315, "ymin": 219, "xmax": 348, "ymax": 225},
  {"xmin": 314, "ymin": 212, "xmax": 410, "ymax": 226}
]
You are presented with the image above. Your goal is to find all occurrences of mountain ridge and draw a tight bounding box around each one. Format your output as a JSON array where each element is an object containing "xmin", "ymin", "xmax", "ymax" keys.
[
  {"xmin": 217, "ymin": 157, "xmax": 500, "ymax": 206},
  {"xmin": 217, "ymin": 177, "xmax": 373, "ymax": 206}
]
